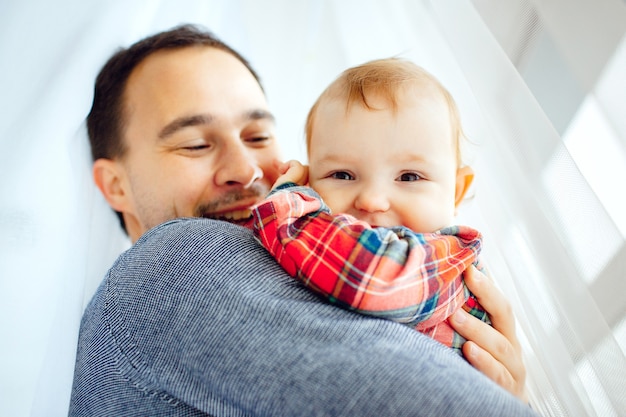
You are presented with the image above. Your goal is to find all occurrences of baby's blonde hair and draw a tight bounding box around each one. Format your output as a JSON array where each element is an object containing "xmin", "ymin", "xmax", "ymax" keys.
[{"xmin": 305, "ymin": 58, "xmax": 466, "ymax": 166}]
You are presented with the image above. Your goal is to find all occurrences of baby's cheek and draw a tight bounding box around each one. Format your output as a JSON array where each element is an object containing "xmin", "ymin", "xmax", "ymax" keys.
[
  {"xmin": 322, "ymin": 198, "xmax": 343, "ymax": 213},
  {"xmin": 407, "ymin": 204, "xmax": 451, "ymax": 233},
  {"xmin": 309, "ymin": 185, "xmax": 342, "ymax": 206}
]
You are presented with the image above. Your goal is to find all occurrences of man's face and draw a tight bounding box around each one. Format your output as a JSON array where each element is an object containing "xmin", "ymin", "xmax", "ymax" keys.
[{"xmin": 106, "ymin": 46, "xmax": 281, "ymax": 241}]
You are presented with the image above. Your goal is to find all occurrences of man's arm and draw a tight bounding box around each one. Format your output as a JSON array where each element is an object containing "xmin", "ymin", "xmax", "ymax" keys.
[{"xmin": 70, "ymin": 218, "xmax": 537, "ymax": 416}]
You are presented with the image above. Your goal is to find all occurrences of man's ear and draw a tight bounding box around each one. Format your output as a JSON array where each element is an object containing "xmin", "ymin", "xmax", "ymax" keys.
[
  {"xmin": 93, "ymin": 158, "xmax": 130, "ymax": 213},
  {"xmin": 454, "ymin": 165, "xmax": 475, "ymax": 208}
]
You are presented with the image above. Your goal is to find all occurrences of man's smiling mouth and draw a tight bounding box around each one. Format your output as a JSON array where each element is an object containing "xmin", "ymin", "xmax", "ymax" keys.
[{"xmin": 202, "ymin": 208, "xmax": 253, "ymax": 225}]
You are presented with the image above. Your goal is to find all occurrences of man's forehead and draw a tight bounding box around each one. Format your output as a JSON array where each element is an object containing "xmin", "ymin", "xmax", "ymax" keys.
[
  {"xmin": 123, "ymin": 46, "xmax": 267, "ymax": 128},
  {"xmin": 128, "ymin": 46, "xmax": 249, "ymax": 88}
]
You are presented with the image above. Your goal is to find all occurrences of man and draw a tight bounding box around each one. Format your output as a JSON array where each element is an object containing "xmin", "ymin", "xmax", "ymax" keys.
[{"xmin": 69, "ymin": 24, "xmax": 534, "ymax": 416}]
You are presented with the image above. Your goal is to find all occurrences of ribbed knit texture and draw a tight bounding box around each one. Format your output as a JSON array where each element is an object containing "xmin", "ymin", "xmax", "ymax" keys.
[{"xmin": 69, "ymin": 218, "xmax": 538, "ymax": 416}]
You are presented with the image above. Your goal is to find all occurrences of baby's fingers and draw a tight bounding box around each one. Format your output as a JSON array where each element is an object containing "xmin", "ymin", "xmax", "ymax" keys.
[{"xmin": 272, "ymin": 160, "xmax": 309, "ymax": 189}]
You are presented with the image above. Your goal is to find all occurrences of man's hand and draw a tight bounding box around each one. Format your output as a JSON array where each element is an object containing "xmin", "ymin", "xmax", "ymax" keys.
[
  {"xmin": 272, "ymin": 159, "xmax": 309, "ymax": 190},
  {"xmin": 449, "ymin": 265, "xmax": 529, "ymax": 403}
]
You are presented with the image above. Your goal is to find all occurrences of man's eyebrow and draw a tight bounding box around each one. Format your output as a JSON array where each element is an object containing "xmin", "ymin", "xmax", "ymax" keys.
[
  {"xmin": 246, "ymin": 109, "xmax": 276, "ymax": 124},
  {"xmin": 158, "ymin": 110, "xmax": 276, "ymax": 140},
  {"xmin": 158, "ymin": 114, "xmax": 214, "ymax": 139}
]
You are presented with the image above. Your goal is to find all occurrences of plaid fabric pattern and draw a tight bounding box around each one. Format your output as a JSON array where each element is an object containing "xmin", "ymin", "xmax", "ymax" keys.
[{"xmin": 252, "ymin": 183, "xmax": 490, "ymax": 353}]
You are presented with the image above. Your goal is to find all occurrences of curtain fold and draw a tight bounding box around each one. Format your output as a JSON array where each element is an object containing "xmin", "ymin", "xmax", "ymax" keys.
[
  {"xmin": 0, "ymin": 1, "xmax": 623, "ymax": 416},
  {"xmin": 429, "ymin": 1, "xmax": 626, "ymax": 415}
]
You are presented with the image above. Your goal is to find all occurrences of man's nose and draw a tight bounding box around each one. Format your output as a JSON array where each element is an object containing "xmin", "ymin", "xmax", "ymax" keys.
[
  {"xmin": 215, "ymin": 141, "xmax": 263, "ymax": 188},
  {"xmin": 353, "ymin": 184, "xmax": 390, "ymax": 213}
]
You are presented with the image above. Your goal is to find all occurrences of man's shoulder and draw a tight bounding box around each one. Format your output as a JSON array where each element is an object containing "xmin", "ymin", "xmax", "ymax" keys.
[{"xmin": 113, "ymin": 217, "xmax": 285, "ymax": 296}]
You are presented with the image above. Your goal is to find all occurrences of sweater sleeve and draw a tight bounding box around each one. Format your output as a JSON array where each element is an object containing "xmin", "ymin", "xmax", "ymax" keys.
[
  {"xmin": 70, "ymin": 218, "xmax": 537, "ymax": 417},
  {"xmin": 252, "ymin": 184, "xmax": 483, "ymax": 329}
]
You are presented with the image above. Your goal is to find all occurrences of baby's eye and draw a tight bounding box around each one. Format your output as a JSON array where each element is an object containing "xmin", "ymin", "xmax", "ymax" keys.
[
  {"xmin": 397, "ymin": 172, "xmax": 421, "ymax": 182},
  {"xmin": 330, "ymin": 171, "xmax": 354, "ymax": 181}
]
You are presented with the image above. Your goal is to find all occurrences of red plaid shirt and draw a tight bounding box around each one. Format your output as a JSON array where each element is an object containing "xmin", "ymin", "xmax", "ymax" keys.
[{"xmin": 252, "ymin": 183, "xmax": 490, "ymax": 353}]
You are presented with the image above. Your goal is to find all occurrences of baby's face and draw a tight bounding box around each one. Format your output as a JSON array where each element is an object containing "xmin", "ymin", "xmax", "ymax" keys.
[{"xmin": 308, "ymin": 92, "xmax": 462, "ymax": 233}]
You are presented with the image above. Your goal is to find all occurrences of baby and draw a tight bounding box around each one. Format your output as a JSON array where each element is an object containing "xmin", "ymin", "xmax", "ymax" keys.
[{"xmin": 252, "ymin": 58, "xmax": 489, "ymax": 354}]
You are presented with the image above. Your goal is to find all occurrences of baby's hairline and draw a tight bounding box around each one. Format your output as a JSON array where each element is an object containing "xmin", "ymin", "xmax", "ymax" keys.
[
  {"xmin": 307, "ymin": 89, "xmax": 466, "ymax": 167},
  {"xmin": 305, "ymin": 58, "xmax": 467, "ymax": 167}
]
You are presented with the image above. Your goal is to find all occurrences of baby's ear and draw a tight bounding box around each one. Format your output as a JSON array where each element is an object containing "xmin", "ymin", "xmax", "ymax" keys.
[{"xmin": 454, "ymin": 165, "xmax": 474, "ymax": 208}]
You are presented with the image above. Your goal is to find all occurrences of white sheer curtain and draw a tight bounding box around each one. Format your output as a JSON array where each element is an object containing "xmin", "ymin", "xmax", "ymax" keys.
[
  {"xmin": 430, "ymin": 1, "xmax": 626, "ymax": 415},
  {"xmin": 0, "ymin": 1, "xmax": 623, "ymax": 416}
]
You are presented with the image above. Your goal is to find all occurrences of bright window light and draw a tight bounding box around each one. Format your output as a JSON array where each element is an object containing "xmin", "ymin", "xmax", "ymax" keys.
[{"xmin": 562, "ymin": 96, "xmax": 626, "ymax": 238}]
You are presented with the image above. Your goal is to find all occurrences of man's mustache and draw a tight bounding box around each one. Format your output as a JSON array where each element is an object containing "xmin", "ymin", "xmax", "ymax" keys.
[{"xmin": 195, "ymin": 183, "xmax": 269, "ymax": 215}]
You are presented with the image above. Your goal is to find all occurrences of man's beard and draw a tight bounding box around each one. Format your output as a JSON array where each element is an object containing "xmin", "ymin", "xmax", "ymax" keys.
[{"xmin": 194, "ymin": 182, "xmax": 269, "ymax": 224}]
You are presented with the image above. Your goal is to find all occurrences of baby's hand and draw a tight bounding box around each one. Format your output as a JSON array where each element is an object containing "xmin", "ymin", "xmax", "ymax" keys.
[{"xmin": 272, "ymin": 160, "xmax": 309, "ymax": 190}]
